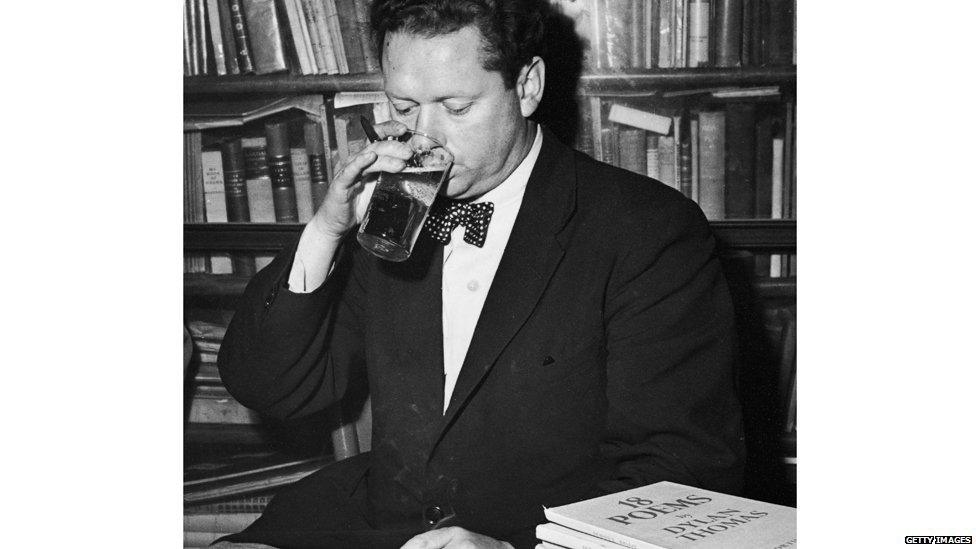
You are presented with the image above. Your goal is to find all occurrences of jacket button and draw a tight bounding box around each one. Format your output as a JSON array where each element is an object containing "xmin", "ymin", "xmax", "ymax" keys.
[
  {"xmin": 423, "ymin": 505, "xmax": 444, "ymax": 526},
  {"xmin": 264, "ymin": 287, "xmax": 278, "ymax": 308}
]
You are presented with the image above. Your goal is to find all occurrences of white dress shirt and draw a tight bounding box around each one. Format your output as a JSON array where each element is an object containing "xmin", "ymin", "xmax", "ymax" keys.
[{"xmin": 440, "ymin": 128, "xmax": 543, "ymax": 411}]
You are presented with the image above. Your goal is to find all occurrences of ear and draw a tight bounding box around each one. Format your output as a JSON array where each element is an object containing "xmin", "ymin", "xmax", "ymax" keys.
[{"xmin": 516, "ymin": 56, "xmax": 546, "ymax": 118}]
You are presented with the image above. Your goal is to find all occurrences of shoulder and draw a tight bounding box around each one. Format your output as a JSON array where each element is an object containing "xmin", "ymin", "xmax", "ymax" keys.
[{"xmin": 569, "ymin": 151, "xmax": 711, "ymax": 248}]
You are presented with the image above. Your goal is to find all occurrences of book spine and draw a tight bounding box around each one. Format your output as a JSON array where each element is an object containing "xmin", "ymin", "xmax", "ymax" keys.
[
  {"xmin": 618, "ymin": 128, "xmax": 647, "ymax": 176},
  {"xmin": 290, "ymin": 148, "xmax": 315, "ymax": 222},
  {"xmin": 724, "ymin": 102, "xmax": 757, "ymax": 218},
  {"xmin": 753, "ymin": 106, "xmax": 775, "ymax": 218},
  {"xmin": 322, "ymin": 0, "xmax": 349, "ymax": 73},
  {"xmin": 746, "ymin": 0, "xmax": 761, "ymax": 66},
  {"xmin": 658, "ymin": 0, "xmax": 673, "ymax": 68},
  {"xmin": 656, "ymin": 136, "xmax": 675, "ymax": 188},
  {"xmin": 202, "ymin": 151, "xmax": 234, "ymax": 274},
  {"xmin": 196, "ymin": 0, "xmax": 210, "ymax": 73},
  {"xmin": 220, "ymin": 139, "xmax": 251, "ymax": 222},
  {"xmin": 697, "ymin": 111, "xmax": 725, "ymax": 219},
  {"xmin": 187, "ymin": 0, "xmax": 201, "ymax": 74},
  {"xmin": 645, "ymin": 135, "xmax": 660, "ymax": 180},
  {"xmin": 645, "ymin": 0, "xmax": 659, "ymax": 68},
  {"xmin": 600, "ymin": 126, "xmax": 616, "ymax": 168},
  {"xmin": 228, "ymin": 0, "xmax": 256, "ymax": 73},
  {"xmin": 588, "ymin": 97, "xmax": 604, "ymax": 163},
  {"xmin": 673, "ymin": 0, "xmax": 685, "ymax": 67},
  {"xmin": 334, "ymin": 0, "xmax": 367, "ymax": 73},
  {"xmin": 770, "ymin": 135, "xmax": 784, "ymax": 277},
  {"xmin": 265, "ymin": 121, "xmax": 300, "ymax": 223},
  {"xmin": 282, "ymin": 0, "xmax": 314, "ymax": 74},
  {"xmin": 678, "ymin": 114, "xmax": 693, "ymax": 198},
  {"xmin": 577, "ymin": 99, "xmax": 595, "ymax": 159},
  {"xmin": 784, "ymin": 100, "xmax": 795, "ymax": 218},
  {"xmin": 217, "ymin": 0, "xmax": 241, "ymax": 73},
  {"xmin": 690, "ymin": 116, "xmax": 700, "ymax": 202},
  {"xmin": 714, "ymin": 0, "xmax": 742, "ymax": 67},
  {"xmin": 308, "ymin": 0, "xmax": 340, "ymax": 73},
  {"xmin": 184, "ymin": 2, "xmax": 193, "ymax": 75},
  {"xmin": 304, "ymin": 120, "xmax": 330, "ymax": 211},
  {"xmin": 629, "ymin": 0, "xmax": 644, "ymax": 69},
  {"xmin": 298, "ymin": 0, "xmax": 328, "ymax": 73},
  {"xmin": 242, "ymin": 137, "xmax": 276, "ymax": 223},
  {"xmin": 185, "ymin": 132, "xmax": 209, "ymax": 273},
  {"xmin": 688, "ymin": 0, "xmax": 709, "ymax": 67},
  {"xmin": 352, "ymin": 0, "xmax": 379, "ymax": 71},
  {"xmin": 206, "ymin": 0, "xmax": 228, "ymax": 75},
  {"xmin": 242, "ymin": 0, "xmax": 288, "ymax": 74},
  {"xmin": 761, "ymin": 0, "xmax": 794, "ymax": 66}
]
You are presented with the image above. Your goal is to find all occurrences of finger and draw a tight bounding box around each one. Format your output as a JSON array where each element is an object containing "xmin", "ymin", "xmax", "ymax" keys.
[
  {"xmin": 373, "ymin": 119, "xmax": 409, "ymax": 139},
  {"xmin": 400, "ymin": 527, "xmax": 458, "ymax": 549},
  {"xmin": 333, "ymin": 150, "xmax": 377, "ymax": 187},
  {"xmin": 362, "ymin": 156, "xmax": 407, "ymax": 174},
  {"xmin": 367, "ymin": 139, "xmax": 414, "ymax": 160}
]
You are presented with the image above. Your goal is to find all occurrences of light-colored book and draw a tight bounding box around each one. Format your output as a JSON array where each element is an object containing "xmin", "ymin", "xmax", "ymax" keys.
[
  {"xmin": 282, "ymin": 0, "xmax": 315, "ymax": 75},
  {"xmin": 537, "ymin": 522, "xmax": 628, "ymax": 549},
  {"xmin": 687, "ymin": 0, "xmax": 709, "ymax": 67},
  {"xmin": 697, "ymin": 111, "xmax": 725, "ymax": 220},
  {"xmin": 290, "ymin": 148, "xmax": 315, "ymax": 222},
  {"xmin": 607, "ymin": 105, "xmax": 671, "ymax": 135},
  {"xmin": 205, "ymin": 0, "xmax": 228, "ymax": 75},
  {"xmin": 656, "ymin": 136, "xmax": 676, "ymax": 188},
  {"xmin": 202, "ymin": 151, "xmax": 233, "ymax": 274},
  {"xmin": 543, "ymin": 481, "xmax": 796, "ymax": 549},
  {"xmin": 770, "ymin": 137, "xmax": 785, "ymax": 277}
]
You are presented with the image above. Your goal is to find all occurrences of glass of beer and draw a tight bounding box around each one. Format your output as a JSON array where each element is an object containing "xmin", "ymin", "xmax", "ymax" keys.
[{"xmin": 357, "ymin": 130, "xmax": 453, "ymax": 262}]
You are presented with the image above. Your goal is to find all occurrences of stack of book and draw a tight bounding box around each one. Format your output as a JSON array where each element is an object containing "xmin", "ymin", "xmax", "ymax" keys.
[
  {"xmin": 183, "ymin": 0, "xmax": 380, "ymax": 77},
  {"xmin": 536, "ymin": 481, "xmax": 796, "ymax": 549},
  {"xmin": 184, "ymin": 449, "xmax": 330, "ymax": 548},
  {"xmin": 185, "ymin": 320, "xmax": 262, "ymax": 425},
  {"xmin": 549, "ymin": 0, "xmax": 795, "ymax": 71}
]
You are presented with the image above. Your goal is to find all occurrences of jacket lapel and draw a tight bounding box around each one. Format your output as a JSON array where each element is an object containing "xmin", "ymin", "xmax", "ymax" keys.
[{"xmin": 433, "ymin": 127, "xmax": 578, "ymax": 447}]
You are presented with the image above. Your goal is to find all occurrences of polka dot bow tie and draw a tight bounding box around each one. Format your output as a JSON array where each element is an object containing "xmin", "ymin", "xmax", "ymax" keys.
[{"xmin": 423, "ymin": 198, "xmax": 495, "ymax": 247}]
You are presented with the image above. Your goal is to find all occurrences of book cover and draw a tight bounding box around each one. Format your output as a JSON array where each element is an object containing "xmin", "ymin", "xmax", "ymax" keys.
[
  {"xmin": 607, "ymin": 104, "xmax": 672, "ymax": 135},
  {"xmin": 265, "ymin": 120, "xmax": 300, "ymax": 223},
  {"xmin": 291, "ymin": 147, "xmax": 315, "ymax": 222},
  {"xmin": 202, "ymin": 150, "xmax": 234, "ymax": 274},
  {"xmin": 242, "ymin": 0, "xmax": 288, "ymax": 74},
  {"xmin": 334, "ymin": 0, "xmax": 367, "ymax": 73},
  {"xmin": 185, "ymin": 451, "xmax": 329, "ymax": 504},
  {"xmin": 724, "ymin": 102, "xmax": 756, "ymax": 218},
  {"xmin": 713, "ymin": 0, "xmax": 742, "ymax": 67},
  {"xmin": 305, "ymin": 0, "xmax": 340, "ymax": 73},
  {"xmin": 205, "ymin": 0, "xmax": 229, "ymax": 75},
  {"xmin": 697, "ymin": 111, "xmax": 725, "ymax": 220},
  {"xmin": 216, "ymin": 0, "xmax": 242, "ymax": 74},
  {"xmin": 543, "ymin": 481, "xmax": 796, "ymax": 549},
  {"xmin": 228, "ymin": 0, "xmax": 256, "ymax": 73},
  {"xmin": 242, "ymin": 137, "xmax": 276, "ymax": 223},
  {"xmin": 687, "ymin": 0, "xmax": 709, "ymax": 67},
  {"xmin": 304, "ymin": 120, "xmax": 331, "ymax": 210},
  {"xmin": 352, "ymin": 0, "xmax": 379, "ymax": 71},
  {"xmin": 618, "ymin": 128, "xmax": 647, "ymax": 176},
  {"xmin": 322, "ymin": 0, "xmax": 349, "ymax": 73}
]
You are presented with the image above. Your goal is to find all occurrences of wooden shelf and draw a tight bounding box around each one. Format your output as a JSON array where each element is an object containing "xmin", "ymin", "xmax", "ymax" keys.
[
  {"xmin": 184, "ymin": 67, "xmax": 796, "ymax": 97},
  {"xmin": 184, "ymin": 219, "xmax": 795, "ymax": 253}
]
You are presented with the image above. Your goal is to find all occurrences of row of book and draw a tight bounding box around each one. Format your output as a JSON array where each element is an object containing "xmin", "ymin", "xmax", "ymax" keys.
[
  {"xmin": 183, "ymin": 0, "xmax": 379, "ymax": 77},
  {"xmin": 582, "ymin": 97, "xmax": 796, "ymax": 221},
  {"xmin": 551, "ymin": 0, "xmax": 795, "ymax": 71}
]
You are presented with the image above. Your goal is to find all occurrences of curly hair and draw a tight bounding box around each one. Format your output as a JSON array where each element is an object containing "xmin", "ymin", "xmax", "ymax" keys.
[{"xmin": 369, "ymin": 0, "xmax": 548, "ymax": 88}]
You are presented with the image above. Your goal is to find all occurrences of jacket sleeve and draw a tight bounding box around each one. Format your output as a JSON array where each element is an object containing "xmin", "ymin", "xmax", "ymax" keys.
[
  {"xmin": 599, "ymin": 192, "xmax": 746, "ymax": 496},
  {"xmin": 217, "ymin": 235, "xmax": 368, "ymax": 420}
]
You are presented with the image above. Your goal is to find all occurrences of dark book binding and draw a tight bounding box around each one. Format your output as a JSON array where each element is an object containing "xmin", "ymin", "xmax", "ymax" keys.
[
  {"xmin": 216, "ymin": 0, "xmax": 241, "ymax": 74},
  {"xmin": 220, "ymin": 139, "xmax": 251, "ymax": 222},
  {"xmin": 242, "ymin": 0, "xmax": 288, "ymax": 74},
  {"xmin": 352, "ymin": 0, "xmax": 379, "ymax": 71},
  {"xmin": 678, "ymin": 114, "xmax": 693, "ymax": 199},
  {"xmin": 761, "ymin": 0, "xmax": 794, "ymax": 66},
  {"xmin": 753, "ymin": 105, "xmax": 776, "ymax": 218},
  {"xmin": 724, "ymin": 102, "xmax": 757, "ymax": 218},
  {"xmin": 334, "ymin": 0, "xmax": 367, "ymax": 73},
  {"xmin": 265, "ymin": 121, "xmax": 300, "ymax": 223},
  {"xmin": 715, "ymin": 0, "xmax": 743, "ymax": 67},
  {"xmin": 228, "ymin": 0, "xmax": 256, "ymax": 73},
  {"xmin": 304, "ymin": 121, "xmax": 330, "ymax": 211}
]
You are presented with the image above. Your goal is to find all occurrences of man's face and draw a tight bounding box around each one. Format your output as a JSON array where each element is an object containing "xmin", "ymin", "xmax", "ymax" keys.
[{"xmin": 382, "ymin": 26, "xmax": 532, "ymax": 200}]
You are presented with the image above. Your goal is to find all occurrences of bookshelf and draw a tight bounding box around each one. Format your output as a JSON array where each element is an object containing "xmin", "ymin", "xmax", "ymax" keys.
[{"xmin": 183, "ymin": 0, "xmax": 798, "ymax": 513}]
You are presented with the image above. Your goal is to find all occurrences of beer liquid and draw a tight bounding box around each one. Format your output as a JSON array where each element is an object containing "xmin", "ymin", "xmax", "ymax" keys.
[{"xmin": 357, "ymin": 167, "xmax": 445, "ymax": 262}]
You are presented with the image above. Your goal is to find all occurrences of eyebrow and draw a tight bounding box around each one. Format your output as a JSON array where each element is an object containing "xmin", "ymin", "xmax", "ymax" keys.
[{"xmin": 387, "ymin": 93, "xmax": 477, "ymax": 103}]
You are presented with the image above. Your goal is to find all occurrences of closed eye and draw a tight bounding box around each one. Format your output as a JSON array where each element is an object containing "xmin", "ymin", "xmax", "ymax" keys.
[{"xmin": 445, "ymin": 103, "xmax": 472, "ymax": 116}]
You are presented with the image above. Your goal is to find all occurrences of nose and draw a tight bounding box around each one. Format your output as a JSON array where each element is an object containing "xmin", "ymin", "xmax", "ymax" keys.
[{"xmin": 412, "ymin": 105, "xmax": 446, "ymax": 145}]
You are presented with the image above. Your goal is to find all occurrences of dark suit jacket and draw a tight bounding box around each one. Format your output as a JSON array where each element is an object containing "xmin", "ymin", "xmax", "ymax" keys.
[{"xmin": 218, "ymin": 127, "xmax": 745, "ymax": 548}]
